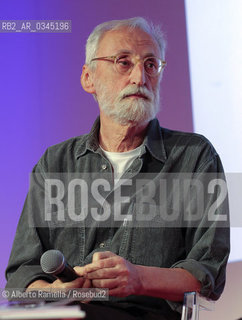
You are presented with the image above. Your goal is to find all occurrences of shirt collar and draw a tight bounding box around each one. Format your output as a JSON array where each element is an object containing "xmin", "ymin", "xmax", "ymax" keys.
[
  {"xmin": 75, "ymin": 117, "xmax": 100, "ymax": 158},
  {"xmin": 75, "ymin": 117, "xmax": 167, "ymax": 163},
  {"xmin": 143, "ymin": 118, "xmax": 167, "ymax": 163}
]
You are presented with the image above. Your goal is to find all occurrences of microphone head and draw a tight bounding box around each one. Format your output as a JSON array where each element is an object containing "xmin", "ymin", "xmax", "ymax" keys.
[{"xmin": 40, "ymin": 250, "xmax": 65, "ymax": 275}]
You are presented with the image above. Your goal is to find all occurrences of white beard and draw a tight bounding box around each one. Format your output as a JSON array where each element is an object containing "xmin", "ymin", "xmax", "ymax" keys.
[{"xmin": 96, "ymin": 84, "xmax": 160, "ymax": 126}]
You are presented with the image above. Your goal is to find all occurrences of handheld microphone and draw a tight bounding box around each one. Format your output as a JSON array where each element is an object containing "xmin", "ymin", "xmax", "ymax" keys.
[{"xmin": 40, "ymin": 250, "xmax": 78, "ymax": 282}]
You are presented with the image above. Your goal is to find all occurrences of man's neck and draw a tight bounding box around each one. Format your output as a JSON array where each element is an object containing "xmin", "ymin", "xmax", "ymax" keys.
[{"xmin": 99, "ymin": 112, "xmax": 149, "ymax": 152}]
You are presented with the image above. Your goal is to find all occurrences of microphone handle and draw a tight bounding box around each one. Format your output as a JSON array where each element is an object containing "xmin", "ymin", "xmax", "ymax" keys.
[{"xmin": 56, "ymin": 263, "xmax": 78, "ymax": 282}]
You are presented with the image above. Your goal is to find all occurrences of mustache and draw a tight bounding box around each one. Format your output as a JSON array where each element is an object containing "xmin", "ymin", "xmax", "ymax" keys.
[{"xmin": 118, "ymin": 86, "xmax": 153, "ymax": 102}]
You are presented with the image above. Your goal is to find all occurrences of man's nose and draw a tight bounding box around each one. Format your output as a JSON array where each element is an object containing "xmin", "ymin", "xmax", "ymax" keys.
[{"xmin": 129, "ymin": 62, "xmax": 146, "ymax": 86}]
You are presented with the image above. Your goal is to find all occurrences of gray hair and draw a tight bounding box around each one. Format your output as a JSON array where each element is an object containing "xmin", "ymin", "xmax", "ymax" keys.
[{"xmin": 85, "ymin": 17, "xmax": 166, "ymax": 67}]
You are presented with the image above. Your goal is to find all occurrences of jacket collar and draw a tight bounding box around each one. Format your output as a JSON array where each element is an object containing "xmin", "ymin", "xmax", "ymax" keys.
[
  {"xmin": 75, "ymin": 117, "xmax": 167, "ymax": 163},
  {"xmin": 144, "ymin": 118, "xmax": 167, "ymax": 163}
]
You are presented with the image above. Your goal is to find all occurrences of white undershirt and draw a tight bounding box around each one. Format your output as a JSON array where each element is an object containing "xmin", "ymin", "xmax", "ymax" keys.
[{"xmin": 100, "ymin": 144, "xmax": 144, "ymax": 183}]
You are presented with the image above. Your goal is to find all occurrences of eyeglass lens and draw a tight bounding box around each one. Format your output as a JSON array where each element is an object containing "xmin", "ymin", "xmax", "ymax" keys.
[{"xmin": 115, "ymin": 55, "xmax": 162, "ymax": 76}]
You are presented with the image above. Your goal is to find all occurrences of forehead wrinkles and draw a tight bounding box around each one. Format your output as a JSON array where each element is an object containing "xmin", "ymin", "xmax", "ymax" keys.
[
  {"xmin": 97, "ymin": 29, "xmax": 159, "ymax": 56},
  {"xmin": 120, "ymin": 38, "xmax": 157, "ymax": 51}
]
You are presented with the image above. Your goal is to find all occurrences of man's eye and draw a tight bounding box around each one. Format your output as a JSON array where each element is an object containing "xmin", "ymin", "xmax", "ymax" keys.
[
  {"xmin": 145, "ymin": 60, "xmax": 157, "ymax": 70},
  {"xmin": 116, "ymin": 58, "xmax": 131, "ymax": 68}
]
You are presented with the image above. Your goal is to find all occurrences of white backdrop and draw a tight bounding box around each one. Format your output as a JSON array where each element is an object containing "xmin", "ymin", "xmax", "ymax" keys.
[{"xmin": 185, "ymin": 0, "xmax": 242, "ymax": 262}]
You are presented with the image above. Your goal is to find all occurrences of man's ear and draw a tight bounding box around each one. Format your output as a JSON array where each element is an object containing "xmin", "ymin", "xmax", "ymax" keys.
[{"xmin": 81, "ymin": 64, "xmax": 96, "ymax": 94}]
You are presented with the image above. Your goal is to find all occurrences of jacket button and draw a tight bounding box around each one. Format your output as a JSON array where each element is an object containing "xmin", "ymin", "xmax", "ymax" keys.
[
  {"xmin": 99, "ymin": 242, "xmax": 105, "ymax": 248},
  {"xmin": 101, "ymin": 164, "xmax": 107, "ymax": 170}
]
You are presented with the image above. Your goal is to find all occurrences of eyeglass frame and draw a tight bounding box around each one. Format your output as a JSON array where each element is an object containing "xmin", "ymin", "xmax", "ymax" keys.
[{"xmin": 90, "ymin": 54, "xmax": 167, "ymax": 77}]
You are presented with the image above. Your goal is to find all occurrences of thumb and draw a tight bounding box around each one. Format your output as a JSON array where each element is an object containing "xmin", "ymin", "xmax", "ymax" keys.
[{"xmin": 74, "ymin": 266, "xmax": 86, "ymax": 277}]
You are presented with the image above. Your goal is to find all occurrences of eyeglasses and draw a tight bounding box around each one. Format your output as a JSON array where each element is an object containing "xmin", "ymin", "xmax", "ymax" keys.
[{"xmin": 90, "ymin": 54, "xmax": 166, "ymax": 77}]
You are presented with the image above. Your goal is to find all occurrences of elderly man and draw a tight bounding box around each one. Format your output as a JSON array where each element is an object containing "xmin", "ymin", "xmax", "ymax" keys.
[{"xmin": 6, "ymin": 17, "xmax": 230, "ymax": 320}]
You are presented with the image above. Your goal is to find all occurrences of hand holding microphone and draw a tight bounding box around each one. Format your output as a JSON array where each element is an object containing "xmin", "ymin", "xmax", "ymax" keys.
[
  {"xmin": 40, "ymin": 249, "xmax": 78, "ymax": 282},
  {"xmin": 26, "ymin": 250, "xmax": 90, "ymax": 290}
]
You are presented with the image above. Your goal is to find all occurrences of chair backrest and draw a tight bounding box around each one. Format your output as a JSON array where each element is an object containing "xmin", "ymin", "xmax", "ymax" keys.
[{"xmin": 181, "ymin": 292, "xmax": 215, "ymax": 320}]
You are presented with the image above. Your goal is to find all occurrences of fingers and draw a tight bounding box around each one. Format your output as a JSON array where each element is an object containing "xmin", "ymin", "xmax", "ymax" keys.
[
  {"xmin": 84, "ymin": 251, "xmax": 124, "ymax": 274},
  {"xmin": 82, "ymin": 278, "xmax": 92, "ymax": 288},
  {"xmin": 92, "ymin": 251, "xmax": 116, "ymax": 262},
  {"xmin": 86, "ymin": 266, "xmax": 119, "ymax": 280},
  {"xmin": 92, "ymin": 276, "xmax": 128, "ymax": 290},
  {"xmin": 71, "ymin": 252, "xmax": 140, "ymax": 297},
  {"xmin": 73, "ymin": 266, "xmax": 93, "ymax": 288},
  {"xmin": 84, "ymin": 257, "xmax": 117, "ymax": 274},
  {"xmin": 74, "ymin": 266, "xmax": 86, "ymax": 277},
  {"xmin": 50, "ymin": 276, "xmax": 85, "ymax": 289},
  {"xmin": 85, "ymin": 259, "xmax": 129, "ymax": 280}
]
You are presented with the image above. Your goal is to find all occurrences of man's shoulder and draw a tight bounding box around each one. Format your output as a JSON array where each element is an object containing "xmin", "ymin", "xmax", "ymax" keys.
[
  {"xmin": 159, "ymin": 126, "xmax": 220, "ymax": 171},
  {"xmin": 37, "ymin": 133, "xmax": 89, "ymax": 171},
  {"xmin": 161, "ymin": 126, "xmax": 217, "ymax": 153},
  {"xmin": 46, "ymin": 133, "xmax": 89, "ymax": 154},
  {"xmin": 149, "ymin": 118, "xmax": 216, "ymax": 154},
  {"xmin": 162, "ymin": 126, "xmax": 211, "ymax": 143}
]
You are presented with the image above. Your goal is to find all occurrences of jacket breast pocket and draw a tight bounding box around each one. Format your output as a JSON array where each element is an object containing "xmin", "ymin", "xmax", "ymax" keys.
[{"xmin": 128, "ymin": 203, "xmax": 186, "ymax": 267}]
